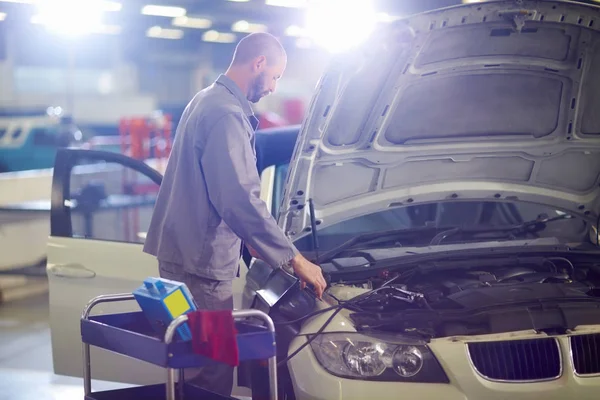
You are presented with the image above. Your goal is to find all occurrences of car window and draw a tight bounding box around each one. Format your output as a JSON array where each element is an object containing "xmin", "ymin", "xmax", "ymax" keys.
[
  {"xmin": 69, "ymin": 159, "xmax": 158, "ymax": 243},
  {"xmin": 294, "ymin": 200, "xmax": 589, "ymax": 251},
  {"xmin": 32, "ymin": 126, "xmax": 59, "ymax": 146},
  {"xmin": 263, "ymin": 162, "xmax": 588, "ymax": 251},
  {"xmin": 11, "ymin": 128, "xmax": 23, "ymax": 139}
]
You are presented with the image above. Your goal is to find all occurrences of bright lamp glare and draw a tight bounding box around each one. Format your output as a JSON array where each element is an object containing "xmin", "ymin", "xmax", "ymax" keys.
[
  {"xmin": 33, "ymin": 0, "xmax": 112, "ymax": 36},
  {"xmin": 305, "ymin": 0, "xmax": 378, "ymax": 53}
]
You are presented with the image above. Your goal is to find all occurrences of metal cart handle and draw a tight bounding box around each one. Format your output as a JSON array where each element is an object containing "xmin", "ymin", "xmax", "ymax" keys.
[
  {"xmin": 81, "ymin": 293, "xmax": 136, "ymax": 396},
  {"xmin": 165, "ymin": 310, "xmax": 278, "ymax": 400},
  {"xmin": 81, "ymin": 293, "xmax": 279, "ymax": 400}
]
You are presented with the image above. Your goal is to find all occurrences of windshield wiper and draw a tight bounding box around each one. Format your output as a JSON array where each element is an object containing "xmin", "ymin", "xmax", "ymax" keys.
[
  {"xmin": 318, "ymin": 213, "xmax": 576, "ymax": 263},
  {"xmin": 429, "ymin": 213, "xmax": 575, "ymax": 246},
  {"xmin": 318, "ymin": 225, "xmax": 456, "ymax": 262}
]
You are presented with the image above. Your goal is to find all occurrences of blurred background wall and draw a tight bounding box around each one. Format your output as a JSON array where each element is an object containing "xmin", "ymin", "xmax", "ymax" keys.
[
  {"xmin": 0, "ymin": 0, "xmax": 599, "ymax": 159},
  {"xmin": 0, "ymin": 0, "xmax": 479, "ymax": 138}
]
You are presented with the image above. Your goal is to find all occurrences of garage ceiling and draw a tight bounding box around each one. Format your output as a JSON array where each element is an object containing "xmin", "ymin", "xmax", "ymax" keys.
[{"xmin": 0, "ymin": 0, "xmax": 478, "ymax": 44}]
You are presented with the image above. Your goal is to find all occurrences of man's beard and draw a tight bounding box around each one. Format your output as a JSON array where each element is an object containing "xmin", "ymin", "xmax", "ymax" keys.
[{"xmin": 248, "ymin": 72, "xmax": 268, "ymax": 103}]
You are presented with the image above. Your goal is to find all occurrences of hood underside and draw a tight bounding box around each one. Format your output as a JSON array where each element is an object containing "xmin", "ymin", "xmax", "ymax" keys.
[{"xmin": 280, "ymin": 0, "xmax": 600, "ymax": 239}]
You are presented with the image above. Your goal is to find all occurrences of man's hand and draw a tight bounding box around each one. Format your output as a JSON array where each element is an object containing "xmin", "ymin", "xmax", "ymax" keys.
[{"xmin": 290, "ymin": 254, "xmax": 327, "ymax": 299}]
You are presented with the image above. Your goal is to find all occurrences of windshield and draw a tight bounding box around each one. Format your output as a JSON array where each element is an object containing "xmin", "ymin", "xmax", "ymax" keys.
[
  {"xmin": 292, "ymin": 200, "xmax": 589, "ymax": 253},
  {"xmin": 269, "ymin": 163, "xmax": 590, "ymax": 253}
]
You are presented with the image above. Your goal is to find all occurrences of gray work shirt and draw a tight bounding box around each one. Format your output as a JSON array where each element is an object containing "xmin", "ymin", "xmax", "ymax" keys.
[{"xmin": 143, "ymin": 74, "xmax": 298, "ymax": 281}]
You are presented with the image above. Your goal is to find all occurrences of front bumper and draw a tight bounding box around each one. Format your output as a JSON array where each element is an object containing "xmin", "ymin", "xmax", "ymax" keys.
[{"xmin": 286, "ymin": 335, "xmax": 600, "ymax": 400}]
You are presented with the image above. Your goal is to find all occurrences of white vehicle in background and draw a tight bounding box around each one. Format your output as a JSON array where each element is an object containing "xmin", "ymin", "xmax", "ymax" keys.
[{"xmin": 47, "ymin": 1, "xmax": 600, "ymax": 399}]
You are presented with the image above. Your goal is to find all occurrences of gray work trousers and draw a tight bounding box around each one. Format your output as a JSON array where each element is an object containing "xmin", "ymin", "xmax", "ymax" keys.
[{"xmin": 158, "ymin": 260, "xmax": 234, "ymax": 397}]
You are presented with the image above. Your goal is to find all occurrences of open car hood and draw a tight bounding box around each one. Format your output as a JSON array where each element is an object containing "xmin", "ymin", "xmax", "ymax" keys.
[{"xmin": 279, "ymin": 0, "xmax": 600, "ymax": 239}]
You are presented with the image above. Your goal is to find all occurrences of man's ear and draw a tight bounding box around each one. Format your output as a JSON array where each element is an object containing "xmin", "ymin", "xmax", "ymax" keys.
[{"xmin": 253, "ymin": 55, "xmax": 267, "ymax": 72}]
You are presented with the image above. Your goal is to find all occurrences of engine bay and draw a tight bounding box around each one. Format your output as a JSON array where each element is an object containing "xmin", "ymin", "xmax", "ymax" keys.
[{"xmin": 328, "ymin": 255, "xmax": 600, "ymax": 338}]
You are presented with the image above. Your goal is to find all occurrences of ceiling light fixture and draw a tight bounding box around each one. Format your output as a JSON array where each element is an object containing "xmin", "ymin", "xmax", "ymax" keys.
[
  {"xmin": 266, "ymin": 0, "xmax": 307, "ymax": 7},
  {"xmin": 202, "ymin": 30, "xmax": 236, "ymax": 43},
  {"xmin": 93, "ymin": 24, "xmax": 121, "ymax": 34},
  {"xmin": 285, "ymin": 25, "xmax": 306, "ymax": 36},
  {"xmin": 172, "ymin": 16, "xmax": 212, "ymax": 29},
  {"xmin": 295, "ymin": 38, "xmax": 312, "ymax": 48},
  {"xmin": 378, "ymin": 13, "xmax": 396, "ymax": 23},
  {"xmin": 141, "ymin": 5, "xmax": 186, "ymax": 18},
  {"xmin": 231, "ymin": 20, "xmax": 267, "ymax": 33},
  {"xmin": 146, "ymin": 26, "xmax": 184, "ymax": 39},
  {"xmin": 305, "ymin": 0, "xmax": 378, "ymax": 53},
  {"xmin": 31, "ymin": 0, "xmax": 120, "ymax": 36},
  {"xmin": 99, "ymin": 1, "xmax": 122, "ymax": 12},
  {"xmin": 28, "ymin": 0, "xmax": 122, "ymax": 11}
]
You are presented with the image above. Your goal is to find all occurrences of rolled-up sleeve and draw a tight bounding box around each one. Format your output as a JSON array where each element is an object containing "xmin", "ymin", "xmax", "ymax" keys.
[{"xmin": 199, "ymin": 112, "xmax": 299, "ymax": 269}]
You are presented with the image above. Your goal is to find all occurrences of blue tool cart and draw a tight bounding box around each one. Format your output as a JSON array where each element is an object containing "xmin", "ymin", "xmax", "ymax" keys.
[{"xmin": 80, "ymin": 293, "xmax": 278, "ymax": 400}]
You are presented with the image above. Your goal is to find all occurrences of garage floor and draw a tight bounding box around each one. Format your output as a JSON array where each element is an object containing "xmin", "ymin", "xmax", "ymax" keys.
[{"xmin": 0, "ymin": 293, "xmax": 130, "ymax": 400}]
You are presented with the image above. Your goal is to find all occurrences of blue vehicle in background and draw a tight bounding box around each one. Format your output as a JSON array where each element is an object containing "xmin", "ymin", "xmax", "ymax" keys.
[{"xmin": 0, "ymin": 111, "xmax": 83, "ymax": 173}]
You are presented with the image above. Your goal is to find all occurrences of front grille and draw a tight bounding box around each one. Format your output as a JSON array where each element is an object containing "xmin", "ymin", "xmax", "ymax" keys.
[
  {"xmin": 467, "ymin": 338, "xmax": 561, "ymax": 382},
  {"xmin": 571, "ymin": 334, "xmax": 600, "ymax": 375}
]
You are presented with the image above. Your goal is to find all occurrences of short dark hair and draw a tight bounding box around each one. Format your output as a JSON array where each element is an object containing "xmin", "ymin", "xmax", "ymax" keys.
[{"xmin": 231, "ymin": 32, "xmax": 286, "ymax": 66}]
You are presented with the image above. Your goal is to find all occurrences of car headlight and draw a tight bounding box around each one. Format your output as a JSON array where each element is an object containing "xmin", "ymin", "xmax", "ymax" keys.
[{"xmin": 309, "ymin": 333, "xmax": 449, "ymax": 383}]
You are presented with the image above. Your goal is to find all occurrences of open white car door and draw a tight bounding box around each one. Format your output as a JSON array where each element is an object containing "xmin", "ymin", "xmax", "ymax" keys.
[{"xmin": 46, "ymin": 149, "xmax": 254, "ymax": 388}]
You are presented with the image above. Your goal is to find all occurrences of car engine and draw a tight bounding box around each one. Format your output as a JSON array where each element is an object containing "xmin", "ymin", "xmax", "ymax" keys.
[{"xmin": 334, "ymin": 256, "xmax": 600, "ymax": 337}]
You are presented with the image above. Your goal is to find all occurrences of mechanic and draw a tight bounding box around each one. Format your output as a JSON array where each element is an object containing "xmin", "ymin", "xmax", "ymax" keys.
[{"xmin": 143, "ymin": 32, "xmax": 327, "ymax": 396}]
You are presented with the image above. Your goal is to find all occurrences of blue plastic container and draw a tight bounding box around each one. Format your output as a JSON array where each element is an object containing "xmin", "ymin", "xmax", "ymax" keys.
[{"xmin": 132, "ymin": 277, "xmax": 196, "ymax": 341}]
